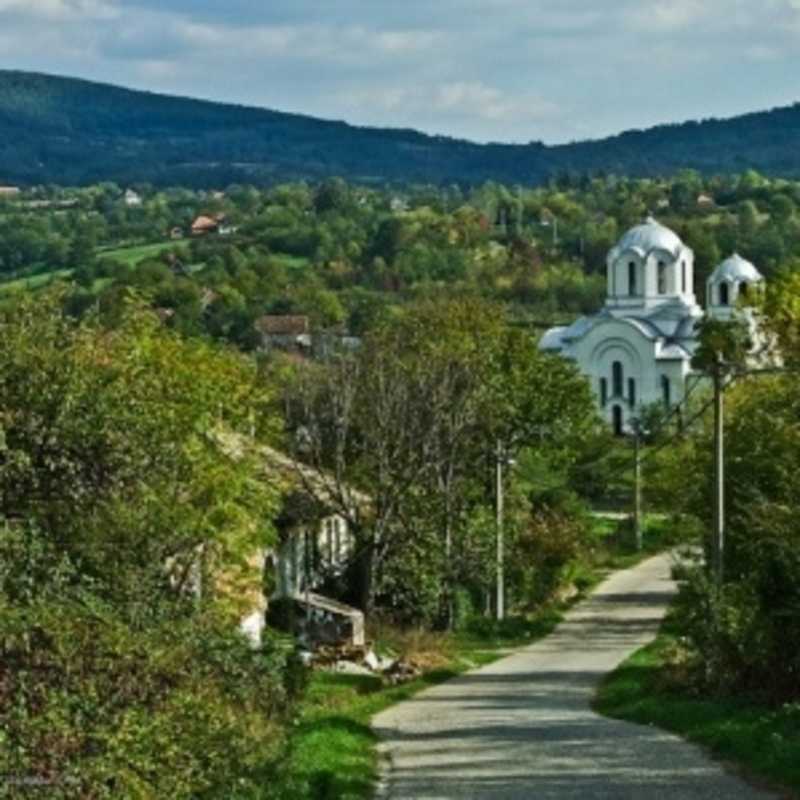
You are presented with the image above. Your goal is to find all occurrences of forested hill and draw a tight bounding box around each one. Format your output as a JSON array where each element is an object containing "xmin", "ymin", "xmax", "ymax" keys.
[{"xmin": 2, "ymin": 70, "xmax": 800, "ymax": 187}]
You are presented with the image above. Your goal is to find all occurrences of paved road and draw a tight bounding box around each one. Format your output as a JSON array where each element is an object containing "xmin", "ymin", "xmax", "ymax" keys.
[{"xmin": 373, "ymin": 554, "xmax": 774, "ymax": 799}]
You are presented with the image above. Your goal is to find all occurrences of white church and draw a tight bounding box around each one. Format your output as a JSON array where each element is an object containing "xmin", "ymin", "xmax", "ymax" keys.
[{"xmin": 540, "ymin": 217, "xmax": 764, "ymax": 434}]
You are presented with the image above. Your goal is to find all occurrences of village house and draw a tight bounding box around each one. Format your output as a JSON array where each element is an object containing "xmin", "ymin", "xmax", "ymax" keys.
[
  {"xmin": 254, "ymin": 315, "xmax": 312, "ymax": 353},
  {"xmin": 227, "ymin": 438, "xmax": 367, "ymax": 648},
  {"xmin": 0, "ymin": 185, "xmax": 21, "ymax": 199},
  {"xmin": 123, "ymin": 188, "xmax": 143, "ymax": 207},
  {"xmin": 697, "ymin": 193, "xmax": 716, "ymax": 210},
  {"xmin": 190, "ymin": 214, "xmax": 220, "ymax": 235}
]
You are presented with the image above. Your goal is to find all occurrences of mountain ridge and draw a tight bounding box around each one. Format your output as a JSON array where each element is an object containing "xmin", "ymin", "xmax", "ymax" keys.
[{"xmin": 1, "ymin": 70, "xmax": 799, "ymax": 187}]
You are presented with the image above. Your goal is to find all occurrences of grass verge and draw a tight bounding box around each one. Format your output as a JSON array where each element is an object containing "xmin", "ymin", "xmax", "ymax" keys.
[
  {"xmin": 594, "ymin": 624, "xmax": 800, "ymax": 798},
  {"xmin": 258, "ymin": 609, "xmax": 563, "ymax": 800}
]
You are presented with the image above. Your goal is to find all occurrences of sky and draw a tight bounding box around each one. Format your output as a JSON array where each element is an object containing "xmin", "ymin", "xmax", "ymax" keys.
[{"xmin": 2, "ymin": 0, "xmax": 800, "ymax": 144}]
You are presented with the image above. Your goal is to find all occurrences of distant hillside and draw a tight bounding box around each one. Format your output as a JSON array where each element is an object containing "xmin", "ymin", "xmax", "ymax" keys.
[{"xmin": 1, "ymin": 70, "xmax": 800, "ymax": 187}]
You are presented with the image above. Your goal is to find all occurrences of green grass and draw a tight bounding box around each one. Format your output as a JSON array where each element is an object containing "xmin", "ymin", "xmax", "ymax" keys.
[
  {"xmin": 586, "ymin": 512, "xmax": 676, "ymax": 578},
  {"xmin": 0, "ymin": 268, "xmax": 72, "ymax": 294},
  {"xmin": 0, "ymin": 241, "xmax": 176, "ymax": 295},
  {"xmin": 594, "ymin": 626, "xmax": 800, "ymax": 798},
  {"xmin": 260, "ymin": 609, "xmax": 563, "ymax": 800},
  {"xmin": 270, "ymin": 253, "xmax": 310, "ymax": 271},
  {"xmin": 98, "ymin": 240, "xmax": 178, "ymax": 266}
]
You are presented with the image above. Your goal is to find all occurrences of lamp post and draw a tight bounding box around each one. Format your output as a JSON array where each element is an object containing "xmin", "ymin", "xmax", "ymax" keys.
[
  {"xmin": 712, "ymin": 353, "xmax": 726, "ymax": 586},
  {"xmin": 627, "ymin": 417, "xmax": 645, "ymax": 552},
  {"xmin": 631, "ymin": 418, "xmax": 643, "ymax": 552},
  {"xmin": 495, "ymin": 439, "xmax": 505, "ymax": 621},
  {"xmin": 494, "ymin": 439, "xmax": 517, "ymax": 621}
]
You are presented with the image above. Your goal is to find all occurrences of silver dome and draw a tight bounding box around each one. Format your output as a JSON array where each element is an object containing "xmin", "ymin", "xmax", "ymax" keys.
[
  {"xmin": 709, "ymin": 253, "xmax": 763, "ymax": 284},
  {"xmin": 614, "ymin": 217, "xmax": 684, "ymax": 257}
]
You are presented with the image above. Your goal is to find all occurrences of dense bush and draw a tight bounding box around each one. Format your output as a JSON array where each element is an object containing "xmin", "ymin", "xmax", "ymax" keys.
[
  {"xmin": 0, "ymin": 524, "xmax": 304, "ymax": 798},
  {"xmin": 512, "ymin": 508, "xmax": 588, "ymax": 607},
  {"xmin": 669, "ymin": 363, "xmax": 800, "ymax": 704},
  {"xmin": 0, "ymin": 296, "xmax": 304, "ymax": 796}
]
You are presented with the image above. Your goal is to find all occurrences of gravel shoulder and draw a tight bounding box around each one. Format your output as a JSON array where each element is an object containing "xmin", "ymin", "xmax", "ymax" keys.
[{"xmin": 372, "ymin": 554, "xmax": 775, "ymax": 799}]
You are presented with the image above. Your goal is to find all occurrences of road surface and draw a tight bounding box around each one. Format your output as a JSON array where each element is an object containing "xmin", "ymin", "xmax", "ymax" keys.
[{"xmin": 373, "ymin": 554, "xmax": 774, "ymax": 799}]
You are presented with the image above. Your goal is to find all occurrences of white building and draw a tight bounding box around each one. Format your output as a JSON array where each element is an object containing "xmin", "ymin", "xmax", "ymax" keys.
[
  {"xmin": 123, "ymin": 188, "xmax": 143, "ymax": 207},
  {"xmin": 541, "ymin": 217, "xmax": 764, "ymax": 434}
]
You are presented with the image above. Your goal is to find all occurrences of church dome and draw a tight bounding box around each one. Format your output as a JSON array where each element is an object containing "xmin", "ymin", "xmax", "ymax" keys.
[
  {"xmin": 614, "ymin": 217, "xmax": 684, "ymax": 257},
  {"xmin": 709, "ymin": 253, "xmax": 763, "ymax": 284}
]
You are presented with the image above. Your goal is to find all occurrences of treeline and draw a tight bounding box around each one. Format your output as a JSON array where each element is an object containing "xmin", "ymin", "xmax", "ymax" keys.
[
  {"xmin": 3, "ymin": 170, "xmax": 800, "ymax": 349},
  {"xmin": 3, "ymin": 70, "xmax": 800, "ymax": 186}
]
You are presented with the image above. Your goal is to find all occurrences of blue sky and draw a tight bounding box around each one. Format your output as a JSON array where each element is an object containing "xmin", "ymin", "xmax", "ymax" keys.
[{"xmin": 2, "ymin": 0, "xmax": 800, "ymax": 143}]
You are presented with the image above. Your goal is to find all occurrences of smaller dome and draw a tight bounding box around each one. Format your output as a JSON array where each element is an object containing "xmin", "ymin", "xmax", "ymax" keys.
[
  {"xmin": 709, "ymin": 253, "xmax": 763, "ymax": 284},
  {"xmin": 615, "ymin": 217, "xmax": 684, "ymax": 257}
]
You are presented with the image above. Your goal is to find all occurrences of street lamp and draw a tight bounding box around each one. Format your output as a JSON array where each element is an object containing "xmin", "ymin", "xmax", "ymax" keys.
[
  {"xmin": 628, "ymin": 418, "xmax": 645, "ymax": 552},
  {"xmin": 495, "ymin": 440, "xmax": 516, "ymax": 621}
]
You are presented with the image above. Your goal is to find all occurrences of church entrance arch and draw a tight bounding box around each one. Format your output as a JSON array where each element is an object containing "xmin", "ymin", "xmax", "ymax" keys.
[{"xmin": 612, "ymin": 405, "xmax": 624, "ymax": 436}]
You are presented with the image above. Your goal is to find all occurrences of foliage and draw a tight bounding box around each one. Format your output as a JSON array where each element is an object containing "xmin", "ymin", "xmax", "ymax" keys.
[
  {"xmin": 4, "ymin": 71, "xmax": 800, "ymax": 187},
  {"xmin": 512, "ymin": 508, "xmax": 588, "ymax": 607},
  {"xmin": 0, "ymin": 523, "xmax": 304, "ymax": 799},
  {"xmin": 0, "ymin": 294, "xmax": 300, "ymax": 796},
  {"xmin": 691, "ymin": 316, "xmax": 754, "ymax": 371},
  {"xmin": 662, "ymin": 295, "xmax": 800, "ymax": 704},
  {"xmin": 281, "ymin": 296, "xmax": 597, "ymax": 626}
]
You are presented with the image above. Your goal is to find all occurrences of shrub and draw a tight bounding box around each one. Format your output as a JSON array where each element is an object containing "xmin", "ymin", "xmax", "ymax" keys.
[
  {"xmin": 0, "ymin": 526, "xmax": 305, "ymax": 798},
  {"xmin": 512, "ymin": 509, "xmax": 587, "ymax": 607}
]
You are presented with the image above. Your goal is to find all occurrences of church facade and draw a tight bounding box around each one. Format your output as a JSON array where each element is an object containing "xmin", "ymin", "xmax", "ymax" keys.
[{"xmin": 540, "ymin": 217, "xmax": 764, "ymax": 434}]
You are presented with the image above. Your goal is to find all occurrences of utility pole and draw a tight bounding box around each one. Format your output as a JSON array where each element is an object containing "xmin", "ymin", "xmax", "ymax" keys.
[
  {"xmin": 713, "ymin": 353, "xmax": 725, "ymax": 586},
  {"xmin": 632, "ymin": 419, "xmax": 643, "ymax": 552},
  {"xmin": 495, "ymin": 438, "xmax": 505, "ymax": 621}
]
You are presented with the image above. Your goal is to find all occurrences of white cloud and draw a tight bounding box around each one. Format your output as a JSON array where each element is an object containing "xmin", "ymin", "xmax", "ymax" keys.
[
  {"xmin": 624, "ymin": 0, "xmax": 708, "ymax": 33},
  {"xmin": 3, "ymin": 0, "xmax": 800, "ymax": 144},
  {"xmin": 0, "ymin": 0, "xmax": 116, "ymax": 20},
  {"xmin": 339, "ymin": 82, "xmax": 562, "ymax": 131}
]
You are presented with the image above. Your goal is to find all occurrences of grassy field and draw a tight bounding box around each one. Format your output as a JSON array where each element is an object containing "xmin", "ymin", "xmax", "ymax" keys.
[
  {"xmin": 98, "ymin": 240, "xmax": 179, "ymax": 266},
  {"xmin": 0, "ymin": 241, "xmax": 178, "ymax": 295},
  {"xmin": 270, "ymin": 253, "xmax": 310, "ymax": 271},
  {"xmin": 594, "ymin": 624, "xmax": 800, "ymax": 798},
  {"xmin": 0, "ymin": 241, "xmax": 309, "ymax": 297},
  {"xmin": 0, "ymin": 268, "xmax": 73, "ymax": 294}
]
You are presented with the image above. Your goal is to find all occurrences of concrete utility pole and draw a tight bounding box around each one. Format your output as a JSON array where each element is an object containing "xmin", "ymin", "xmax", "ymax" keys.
[
  {"xmin": 713, "ymin": 353, "xmax": 725, "ymax": 586},
  {"xmin": 632, "ymin": 420, "xmax": 643, "ymax": 552},
  {"xmin": 495, "ymin": 439, "xmax": 505, "ymax": 621}
]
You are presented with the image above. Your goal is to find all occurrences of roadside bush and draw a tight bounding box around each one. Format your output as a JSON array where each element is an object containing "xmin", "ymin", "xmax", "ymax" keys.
[
  {"xmin": 512, "ymin": 508, "xmax": 587, "ymax": 607},
  {"xmin": 0, "ymin": 523, "xmax": 305, "ymax": 798},
  {"xmin": 670, "ymin": 373, "xmax": 800, "ymax": 705}
]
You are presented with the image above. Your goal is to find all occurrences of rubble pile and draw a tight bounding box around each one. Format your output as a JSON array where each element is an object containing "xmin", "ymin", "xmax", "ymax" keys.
[{"xmin": 301, "ymin": 642, "xmax": 421, "ymax": 684}]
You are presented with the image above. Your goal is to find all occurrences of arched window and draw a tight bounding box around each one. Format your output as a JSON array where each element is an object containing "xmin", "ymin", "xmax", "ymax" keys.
[
  {"xmin": 628, "ymin": 378, "xmax": 636, "ymax": 408},
  {"xmin": 661, "ymin": 375, "xmax": 671, "ymax": 409},
  {"xmin": 628, "ymin": 262, "xmax": 637, "ymax": 296},
  {"xmin": 719, "ymin": 282, "xmax": 729, "ymax": 306},
  {"xmin": 612, "ymin": 361, "xmax": 624, "ymax": 397},
  {"xmin": 681, "ymin": 261, "xmax": 687, "ymax": 293},
  {"xmin": 739, "ymin": 281, "xmax": 749, "ymax": 300},
  {"xmin": 599, "ymin": 377, "xmax": 608, "ymax": 407},
  {"xmin": 657, "ymin": 261, "xmax": 667, "ymax": 294},
  {"xmin": 612, "ymin": 405, "xmax": 624, "ymax": 437}
]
